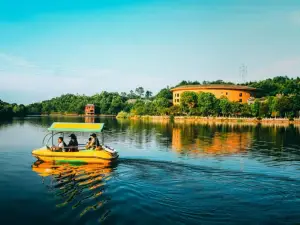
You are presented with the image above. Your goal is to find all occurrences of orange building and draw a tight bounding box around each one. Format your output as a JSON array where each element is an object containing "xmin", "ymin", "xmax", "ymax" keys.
[
  {"xmin": 85, "ymin": 104, "xmax": 95, "ymax": 116},
  {"xmin": 171, "ymin": 84, "xmax": 256, "ymax": 105}
]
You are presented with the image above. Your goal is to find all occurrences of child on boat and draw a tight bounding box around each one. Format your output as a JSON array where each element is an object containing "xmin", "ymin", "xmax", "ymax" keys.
[
  {"xmin": 86, "ymin": 133, "xmax": 102, "ymax": 150},
  {"xmin": 51, "ymin": 137, "xmax": 66, "ymax": 152},
  {"xmin": 85, "ymin": 137, "xmax": 92, "ymax": 149}
]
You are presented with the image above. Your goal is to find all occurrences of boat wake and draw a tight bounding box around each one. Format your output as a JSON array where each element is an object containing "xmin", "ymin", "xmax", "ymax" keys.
[{"xmin": 31, "ymin": 158, "xmax": 300, "ymax": 225}]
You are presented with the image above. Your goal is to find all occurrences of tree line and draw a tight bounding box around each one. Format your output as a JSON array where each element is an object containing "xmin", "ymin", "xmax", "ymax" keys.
[
  {"xmin": 176, "ymin": 92, "xmax": 300, "ymax": 118},
  {"xmin": 1, "ymin": 76, "xmax": 300, "ymax": 120}
]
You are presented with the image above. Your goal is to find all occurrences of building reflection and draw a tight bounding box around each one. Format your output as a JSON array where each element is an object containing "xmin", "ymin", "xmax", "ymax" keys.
[
  {"xmin": 85, "ymin": 116, "xmax": 95, "ymax": 123},
  {"xmin": 32, "ymin": 161, "xmax": 116, "ymax": 221},
  {"xmin": 172, "ymin": 127, "xmax": 251, "ymax": 156}
]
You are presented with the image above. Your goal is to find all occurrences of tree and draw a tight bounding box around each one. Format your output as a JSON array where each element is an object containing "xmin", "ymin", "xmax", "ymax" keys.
[
  {"xmin": 180, "ymin": 92, "xmax": 198, "ymax": 113},
  {"xmin": 197, "ymin": 92, "xmax": 218, "ymax": 116},
  {"xmin": 231, "ymin": 102, "xmax": 241, "ymax": 116},
  {"xmin": 154, "ymin": 97, "xmax": 171, "ymax": 115},
  {"xmin": 130, "ymin": 100, "xmax": 146, "ymax": 115},
  {"xmin": 290, "ymin": 95, "xmax": 300, "ymax": 117},
  {"xmin": 0, "ymin": 100, "xmax": 14, "ymax": 119},
  {"xmin": 135, "ymin": 87, "xmax": 145, "ymax": 98},
  {"xmin": 203, "ymin": 80, "xmax": 234, "ymax": 85},
  {"xmin": 109, "ymin": 96, "xmax": 124, "ymax": 114},
  {"xmin": 120, "ymin": 92, "xmax": 127, "ymax": 98},
  {"xmin": 274, "ymin": 96, "xmax": 293, "ymax": 117},
  {"xmin": 259, "ymin": 102, "xmax": 269, "ymax": 118},
  {"xmin": 12, "ymin": 104, "xmax": 26, "ymax": 116},
  {"xmin": 128, "ymin": 90, "xmax": 138, "ymax": 99},
  {"xmin": 219, "ymin": 97, "xmax": 231, "ymax": 116},
  {"xmin": 240, "ymin": 104, "xmax": 252, "ymax": 117},
  {"xmin": 155, "ymin": 88, "xmax": 172, "ymax": 99},
  {"xmin": 175, "ymin": 80, "xmax": 200, "ymax": 87},
  {"xmin": 251, "ymin": 100, "xmax": 260, "ymax": 117},
  {"xmin": 145, "ymin": 90, "xmax": 153, "ymax": 99},
  {"xmin": 266, "ymin": 96, "xmax": 277, "ymax": 117},
  {"xmin": 168, "ymin": 105, "xmax": 181, "ymax": 115}
]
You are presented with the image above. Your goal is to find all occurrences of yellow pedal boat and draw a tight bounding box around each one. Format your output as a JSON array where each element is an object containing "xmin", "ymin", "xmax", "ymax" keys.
[{"xmin": 32, "ymin": 122, "xmax": 119, "ymax": 164}]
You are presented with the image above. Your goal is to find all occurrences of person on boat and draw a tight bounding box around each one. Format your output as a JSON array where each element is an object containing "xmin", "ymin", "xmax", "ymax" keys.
[
  {"xmin": 67, "ymin": 133, "xmax": 79, "ymax": 152},
  {"xmin": 86, "ymin": 133, "xmax": 101, "ymax": 150},
  {"xmin": 51, "ymin": 137, "xmax": 66, "ymax": 152},
  {"xmin": 85, "ymin": 137, "xmax": 92, "ymax": 149}
]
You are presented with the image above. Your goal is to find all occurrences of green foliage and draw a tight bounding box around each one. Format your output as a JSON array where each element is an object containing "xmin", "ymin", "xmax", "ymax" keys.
[
  {"xmin": 251, "ymin": 100, "xmax": 260, "ymax": 117},
  {"xmin": 202, "ymin": 80, "xmax": 235, "ymax": 85},
  {"xmin": 230, "ymin": 102, "xmax": 241, "ymax": 116},
  {"xmin": 130, "ymin": 100, "xmax": 146, "ymax": 115},
  {"xmin": 198, "ymin": 92, "xmax": 219, "ymax": 116},
  {"xmin": 145, "ymin": 90, "xmax": 153, "ymax": 99},
  {"xmin": 3, "ymin": 76, "xmax": 300, "ymax": 118},
  {"xmin": 135, "ymin": 87, "xmax": 145, "ymax": 98},
  {"xmin": 168, "ymin": 105, "xmax": 182, "ymax": 115},
  {"xmin": 259, "ymin": 103, "xmax": 269, "ymax": 118},
  {"xmin": 155, "ymin": 88, "xmax": 172, "ymax": 100},
  {"xmin": 0, "ymin": 100, "xmax": 27, "ymax": 119},
  {"xmin": 180, "ymin": 92, "xmax": 198, "ymax": 113},
  {"xmin": 175, "ymin": 80, "xmax": 234, "ymax": 87},
  {"xmin": 240, "ymin": 104, "xmax": 252, "ymax": 117},
  {"xmin": 175, "ymin": 80, "xmax": 200, "ymax": 87},
  {"xmin": 243, "ymin": 76, "xmax": 300, "ymax": 97},
  {"xmin": 153, "ymin": 97, "xmax": 171, "ymax": 115},
  {"xmin": 116, "ymin": 111, "xmax": 130, "ymax": 119},
  {"xmin": 219, "ymin": 97, "xmax": 231, "ymax": 116},
  {"xmin": 127, "ymin": 90, "xmax": 138, "ymax": 99},
  {"xmin": 26, "ymin": 103, "xmax": 42, "ymax": 114},
  {"xmin": 274, "ymin": 96, "xmax": 293, "ymax": 117},
  {"xmin": 0, "ymin": 100, "xmax": 13, "ymax": 119}
]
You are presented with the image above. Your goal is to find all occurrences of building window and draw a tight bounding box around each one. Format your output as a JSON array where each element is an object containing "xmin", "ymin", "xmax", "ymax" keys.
[
  {"xmin": 239, "ymin": 99, "xmax": 242, "ymax": 102},
  {"xmin": 239, "ymin": 93, "xmax": 242, "ymax": 97},
  {"xmin": 226, "ymin": 92, "xmax": 228, "ymax": 95}
]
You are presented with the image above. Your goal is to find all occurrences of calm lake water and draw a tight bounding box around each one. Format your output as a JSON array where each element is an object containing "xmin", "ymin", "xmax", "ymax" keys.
[{"xmin": 0, "ymin": 117, "xmax": 300, "ymax": 225}]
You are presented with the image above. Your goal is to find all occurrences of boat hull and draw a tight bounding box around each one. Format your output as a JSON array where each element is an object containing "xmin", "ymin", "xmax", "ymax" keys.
[{"xmin": 32, "ymin": 147, "xmax": 118, "ymax": 164}]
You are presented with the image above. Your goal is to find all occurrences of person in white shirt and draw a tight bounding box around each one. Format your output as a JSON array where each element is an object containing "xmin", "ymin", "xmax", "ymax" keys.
[{"xmin": 51, "ymin": 137, "xmax": 66, "ymax": 152}]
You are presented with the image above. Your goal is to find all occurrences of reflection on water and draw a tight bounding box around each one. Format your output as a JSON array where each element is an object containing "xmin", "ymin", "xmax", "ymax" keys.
[
  {"xmin": 32, "ymin": 160, "xmax": 116, "ymax": 224},
  {"xmin": 1, "ymin": 118, "xmax": 300, "ymax": 225},
  {"xmin": 84, "ymin": 117, "xmax": 95, "ymax": 123},
  {"xmin": 172, "ymin": 127, "xmax": 251, "ymax": 155}
]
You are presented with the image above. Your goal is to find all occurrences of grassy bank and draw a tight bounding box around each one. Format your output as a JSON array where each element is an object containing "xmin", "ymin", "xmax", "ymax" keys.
[{"xmin": 120, "ymin": 114, "xmax": 300, "ymax": 125}]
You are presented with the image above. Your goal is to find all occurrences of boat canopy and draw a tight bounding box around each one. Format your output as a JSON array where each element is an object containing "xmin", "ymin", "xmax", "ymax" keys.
[{"xmin": 48, "ymin": 122, "xmax": 104, "ymax": 133}]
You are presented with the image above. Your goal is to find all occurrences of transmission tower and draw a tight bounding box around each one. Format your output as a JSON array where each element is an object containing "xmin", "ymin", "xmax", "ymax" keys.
[{"xmin": 239, "ymin": 64, "xmax": 247, "ymax": 83}]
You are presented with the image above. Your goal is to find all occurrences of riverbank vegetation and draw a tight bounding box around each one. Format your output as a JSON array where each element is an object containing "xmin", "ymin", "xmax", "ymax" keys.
[
  {"xmin": 1, "ymin": 76, "xmax": 300, "ymax": 119},
  {"xmin": 0, "ymin": 100, "xmax": 26, "ymax": 119}
]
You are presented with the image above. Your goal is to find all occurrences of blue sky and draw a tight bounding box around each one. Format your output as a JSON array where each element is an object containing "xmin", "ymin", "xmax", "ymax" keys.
[{"xmin": 1, "ymin": 0, "xmax": 300, "ymax": 104}]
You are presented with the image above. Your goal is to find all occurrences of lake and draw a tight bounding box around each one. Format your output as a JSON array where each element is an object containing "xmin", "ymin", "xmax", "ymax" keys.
[{"xmin": 0, "ymin": 117, "xmax": 300, "ymax": 225}]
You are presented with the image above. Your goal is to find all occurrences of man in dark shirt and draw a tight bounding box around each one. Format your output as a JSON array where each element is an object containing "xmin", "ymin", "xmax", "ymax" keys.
[{"xmin": 67, "ymin": 134, "xmax": 79, "ymax": 152}]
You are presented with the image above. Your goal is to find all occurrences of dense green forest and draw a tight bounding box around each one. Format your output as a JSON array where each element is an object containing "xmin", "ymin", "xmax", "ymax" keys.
[
  {"xmin": 0, "ymin": 100, "xmax": 26, "ymax": 119},
  {"xmin": 1, "ymin": 76, "xmax": 300, "ymax": 119}
]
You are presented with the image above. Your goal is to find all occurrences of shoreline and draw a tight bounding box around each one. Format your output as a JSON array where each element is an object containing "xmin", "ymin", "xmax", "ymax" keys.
[
  {"xmin": 127, "ymin": 115, "xmax": 300, "ymax": 126},
  {"xmin": 23, "ymin": 114, "xmax": 300, "ymax": 126}
]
